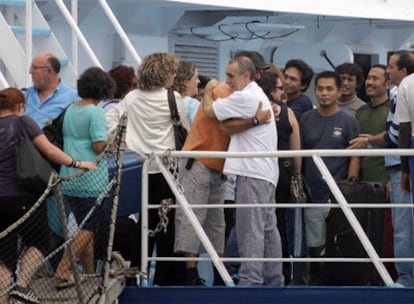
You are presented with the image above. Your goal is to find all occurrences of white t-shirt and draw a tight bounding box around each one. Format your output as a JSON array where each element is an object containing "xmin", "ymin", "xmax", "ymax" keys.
[
  {"xmin": 213, "ymin": 81, "xmax": 279, "ymax": 186},
  {"xmin": 106, "ymin": 88, "xmax": 189, "ymax": 173},
  {"xmin": 395, "ymin": 73, "xmax": 414, "ymax": 136}
]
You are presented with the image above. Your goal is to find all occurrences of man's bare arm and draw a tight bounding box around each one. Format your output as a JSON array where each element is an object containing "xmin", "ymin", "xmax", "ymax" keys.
[
  {"xmin": 219, "ymin": 102, "xmax": 271, "ymax": 135},
  {"xmin": 348, "ymin": 132, "xmax": 386, "ymax": 149},
  {"xmin": 203, "ymin": 79, "xmax": 219, "ymax": 117}
]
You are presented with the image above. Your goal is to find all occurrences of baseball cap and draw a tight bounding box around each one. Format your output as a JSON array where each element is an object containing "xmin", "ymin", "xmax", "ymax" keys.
[{"xmin": 235, "ymin": 50, "xmax": 270, "ymax": 70}]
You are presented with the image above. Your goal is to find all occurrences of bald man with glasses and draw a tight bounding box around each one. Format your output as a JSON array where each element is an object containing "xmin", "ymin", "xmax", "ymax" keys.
[{"xmin": 24, "ymin": 52, "xmax": 79, "ymax": 128}]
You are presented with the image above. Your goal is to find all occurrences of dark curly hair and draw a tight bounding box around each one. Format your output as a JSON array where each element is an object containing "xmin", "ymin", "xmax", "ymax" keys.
[
  {"xmin": 284, "ymin": 59, "xmax": 314, "ymax": 92},
  {"xmin": 335, "ymin": 62, "xmax": 364, "ymax": 90},
  {"xmin": 77, "ymin": 67, "xmax": 116, "ymax": 100},
  {"xmin": 173, "ymin": 61, "xmax": 196, "ymax": 96},
  {"xmin": 109, "ymin": 64, "xmax": 137, "ymax": 99},
  {"xmin": 137, "ymin": 53, "xmax": 179, "ymax": 90}
]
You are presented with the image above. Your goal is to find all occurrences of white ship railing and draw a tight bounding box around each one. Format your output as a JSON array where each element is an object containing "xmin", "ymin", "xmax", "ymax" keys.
[
  {"xmin": 55, "ymin": 0, "xmax": 141, "ymax": 68},
  {"xmin": 140, "ymin": 149, "xmax": 414, "ymax": 287}
]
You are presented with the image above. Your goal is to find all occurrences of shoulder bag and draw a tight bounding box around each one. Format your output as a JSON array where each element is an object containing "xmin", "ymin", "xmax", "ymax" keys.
[
  {"xmin": 16, "ymin": 117, "xmax": 52, "ymax": 195},
  {"xmin": 167, "ymin": 89, "xmax": 188, "ymax": 150},
  {"xmin": 43, "ymin": 107, "xmax": 67, "ymax": 171}
]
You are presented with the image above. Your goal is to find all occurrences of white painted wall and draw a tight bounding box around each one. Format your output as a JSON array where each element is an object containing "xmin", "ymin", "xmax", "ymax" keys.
[{"xmin": 38, "ymin": 1, "xmax": 414, "ymax": 80}]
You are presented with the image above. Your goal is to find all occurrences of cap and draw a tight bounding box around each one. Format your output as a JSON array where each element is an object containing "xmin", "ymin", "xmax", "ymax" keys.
[{"xmin": 235, "ymin": 50, "xmax": 270, "ymax": 70}]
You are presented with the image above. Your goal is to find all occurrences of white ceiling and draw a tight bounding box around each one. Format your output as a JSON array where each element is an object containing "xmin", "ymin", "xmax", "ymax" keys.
[{"xmin": 167, "ymin": 0, "xmax": 414, "ymax": 22}]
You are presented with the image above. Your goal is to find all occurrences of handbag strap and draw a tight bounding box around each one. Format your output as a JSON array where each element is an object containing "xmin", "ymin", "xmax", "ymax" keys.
[
  {"xmin": 282, "ymin": 158, "xmax": 296, "ymax": 176},
  {"xmin": 167, "ymin": 89, "xmax": 180, "ymax": 124},
  {"xmin": 16, "ymin": 116, "xmax": 27, "ymax": 137}
]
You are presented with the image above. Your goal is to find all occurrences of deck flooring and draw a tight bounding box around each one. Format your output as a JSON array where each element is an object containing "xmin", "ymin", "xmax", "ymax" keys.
[{"xmin": 30, "ymin": 275, "xmax": 125, "ymax": 303}]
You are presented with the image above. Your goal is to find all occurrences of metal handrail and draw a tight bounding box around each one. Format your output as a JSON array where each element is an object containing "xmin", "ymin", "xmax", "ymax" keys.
[
  {"xmin": 140, "ymin": 149, "xmax": 414, "ymax": 287},
  {"xmin": 55, "ymin": 0, "xmax": 102, "ymax": 68},
  {"xmin": 25, "ymin": 0, "xmax": 32, "ymax": 87},
  {"xmin": 98, "ymin": 0, "xmax": 142, "ymax": 66}
]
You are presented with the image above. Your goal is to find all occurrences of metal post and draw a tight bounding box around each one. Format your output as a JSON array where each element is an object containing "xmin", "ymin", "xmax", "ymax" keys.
[
  {"xmin": 25, "ymin": 0, "xmax": 32, "ymax": 87},
  {"xmin": 98, "ymin": 0, "xmax": 142, "ymax": 66},
  {"xmin": 54, "ymin": 0, "xmax": 102, "ymax": 68},
  {"xmin": 71, "ymin": 0, "xmax": 78, "ymax": 74},
  {"xmin": 140, "ymin": 159, "xmax": 150, "ymax": 287},
  {"xmin": 312, "ymin": 155, "xmax": 394, "ymax": 286},
  {"xmin": 154, "ymin": 157, "xmax": 235, "ymax": 287}
]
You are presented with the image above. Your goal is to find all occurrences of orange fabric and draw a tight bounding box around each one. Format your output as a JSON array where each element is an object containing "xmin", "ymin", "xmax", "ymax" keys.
[{"xmin": 183, "ymin": 82, "xmax": 233, "ymax": 171}]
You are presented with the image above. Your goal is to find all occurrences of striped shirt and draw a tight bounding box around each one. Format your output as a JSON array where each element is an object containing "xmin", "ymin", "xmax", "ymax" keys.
[{"xmin": 384, "ymin": 87, "xmax": 401, "ymax": 168}]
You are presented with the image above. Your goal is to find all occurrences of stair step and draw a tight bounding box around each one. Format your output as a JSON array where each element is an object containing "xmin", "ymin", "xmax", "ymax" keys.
[
  {"xmin": 10, "ymin": 25, "xmax": 51, "ymax": 36},
  {"xmin": 0, "ymin": 0, "xmax": 28, "ymax": 6}
]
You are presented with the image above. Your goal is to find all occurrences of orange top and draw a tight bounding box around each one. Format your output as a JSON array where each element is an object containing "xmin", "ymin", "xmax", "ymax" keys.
[{"xmin": 183, "ymin": 82, "xmax": 232, "ymax": 172}]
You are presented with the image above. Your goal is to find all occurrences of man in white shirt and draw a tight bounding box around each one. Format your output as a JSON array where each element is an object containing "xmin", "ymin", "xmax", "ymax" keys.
[{"xmin": 203, "ymin": 56, "xmax": 283, "ymax": 286}]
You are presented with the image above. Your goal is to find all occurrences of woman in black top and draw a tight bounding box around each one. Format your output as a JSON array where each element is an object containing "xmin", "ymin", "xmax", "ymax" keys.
[{"xmin": 257, "ymin": 70, "xmax": 302, "ymax": 284}]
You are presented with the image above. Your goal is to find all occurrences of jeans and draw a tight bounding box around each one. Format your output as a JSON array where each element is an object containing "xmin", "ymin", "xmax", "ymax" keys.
[{"xmin": 390, "ymin": 168, "xmax": 414, "ymax": 286}]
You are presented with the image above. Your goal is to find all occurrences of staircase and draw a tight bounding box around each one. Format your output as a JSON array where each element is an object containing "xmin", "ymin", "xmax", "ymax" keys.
[{"xmin": 0, "ymin": 0, "xmax": 78, "ymax": 89}]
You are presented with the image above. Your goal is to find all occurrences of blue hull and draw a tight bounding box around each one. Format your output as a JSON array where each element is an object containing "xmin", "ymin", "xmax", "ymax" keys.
[{"xmin": 119, "ymin": 286, "xmax": 414, "ymax": 304}]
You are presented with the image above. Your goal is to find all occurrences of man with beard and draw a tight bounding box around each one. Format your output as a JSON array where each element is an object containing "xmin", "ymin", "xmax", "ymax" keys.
[
  {"xmin": 350, "ymin": 51, "xmax": 414, "ymax": 286},
  {"xmin": 203, "ymin": 56, "xmax": 283, "ymax": 286},
  {"xmin": 300, "ymin": 71, "xmax": 360, "ymax": 284},
  {"xmin": 355, "ymin": 64, "xmax": 391, "ymax": 183}
]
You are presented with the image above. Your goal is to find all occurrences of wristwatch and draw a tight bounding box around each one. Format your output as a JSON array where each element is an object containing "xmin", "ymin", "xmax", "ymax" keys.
[
  {"xmin": 364, "ymin": 137, "xmax": 373, "ymax": 149},
  {"xmin": 252, "ymin": 116, "xmax": 260, "ymax": 126}
]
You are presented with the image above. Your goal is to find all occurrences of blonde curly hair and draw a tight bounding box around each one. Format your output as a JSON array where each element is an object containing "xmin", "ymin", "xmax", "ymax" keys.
[{"xmin": 137, "ymin": 52, "xmax": 179, "ymax": 90}]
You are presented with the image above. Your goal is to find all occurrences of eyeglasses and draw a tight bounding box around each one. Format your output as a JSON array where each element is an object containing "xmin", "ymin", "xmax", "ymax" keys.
[{"xmin": 30, "ymin": 65, "xmax": 50, "ymax": 71}]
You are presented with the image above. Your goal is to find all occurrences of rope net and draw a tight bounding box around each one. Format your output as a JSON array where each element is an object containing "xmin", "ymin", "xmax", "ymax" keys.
[{"xmin": 0, "ymin": 114, "xmax": 128, "ymax": 304}]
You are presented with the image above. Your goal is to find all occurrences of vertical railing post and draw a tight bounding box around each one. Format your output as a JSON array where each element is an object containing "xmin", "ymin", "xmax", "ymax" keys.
[
  {"xmin": 312, "ymin": 154, "xmax": 394, "ymax": 286},
  {"xmin": 98, "ymin": 0, "xmax": 142, "ymax": 67},
  {"xmin": 54, "ymin": 0, "xmax": 102, "ymax": 68},
  {"xmin": 25, "ymin": 0, "xmax": 32, "ymax": 87},
  {"xmin": 154, "ymin": 156, "xmax": 235, "ymax": 287},
  {"xmin": 140, "ymin": 159, "xmax": 150, "ymax": 287},
  {"xmin": 71, "ymin": 0, "xmax": 78, "ymax": 74}
]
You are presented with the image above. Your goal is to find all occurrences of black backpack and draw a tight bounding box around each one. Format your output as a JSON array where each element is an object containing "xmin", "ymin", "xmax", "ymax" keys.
[{"xmin": 43, "ymin": 107, "xmax": 67, "ymax": 171}]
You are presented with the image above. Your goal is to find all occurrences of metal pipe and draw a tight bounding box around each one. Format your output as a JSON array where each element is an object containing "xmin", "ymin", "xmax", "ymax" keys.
[
  {"xmin": 152, "ymin": 148, "xmax": 414, "ymax": 159},
  {"xmin": 54, "ymin": 0, "xmax": 102, "ymax": 68},
  {"xmin": 98, "ymin": 0, "xmax": 142, "ymax": 66},
  {"xmin": 25, "ymin": 0, "xmax": 32, "ymax": 87},
  {"xmin": 154, "ymin": 157, "xmax": 235, "ymax": 287},
  {"xmin": 312, "ymin": 154, "xmax": 394, "ymax": 286},
  {"xmin": 140, "ymin": 159, "xmax": 150, "ymax": 287},
  {"xmin": 71, "ymin": 0, "xmax": 78, "ymax": 74}
]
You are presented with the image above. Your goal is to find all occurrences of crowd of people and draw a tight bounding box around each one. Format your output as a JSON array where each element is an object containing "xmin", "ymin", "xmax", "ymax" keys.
[{"xmin": 1, "ymin": 47, "xmax": 414, "ymax": 301}]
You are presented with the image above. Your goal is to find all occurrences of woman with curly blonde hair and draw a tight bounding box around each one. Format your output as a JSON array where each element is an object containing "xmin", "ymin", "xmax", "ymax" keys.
[{"xmin": 106, "ymin": 52, "xmax": 188, "ymax": 286}]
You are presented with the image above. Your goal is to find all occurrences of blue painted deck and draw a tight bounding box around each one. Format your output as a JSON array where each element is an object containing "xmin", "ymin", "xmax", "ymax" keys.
[{"xmin": 118, "ymin": 286, "xmax": 414, "ymax": 304}]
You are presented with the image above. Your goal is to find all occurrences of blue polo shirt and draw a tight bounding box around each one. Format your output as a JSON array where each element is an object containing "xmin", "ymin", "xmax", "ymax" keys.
[{"xmin": 24, "ymin": 81, "xmax": 79, "ymax": 128}]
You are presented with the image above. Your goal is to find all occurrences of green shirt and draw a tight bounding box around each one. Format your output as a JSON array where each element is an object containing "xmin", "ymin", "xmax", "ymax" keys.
[
  {"xmin": 60, "ymin": 104, "xmax": 108, "ymax": 197},
  {"xmin": 356, "ymin": 100, "xmax": 390, "ymax": 183}
]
